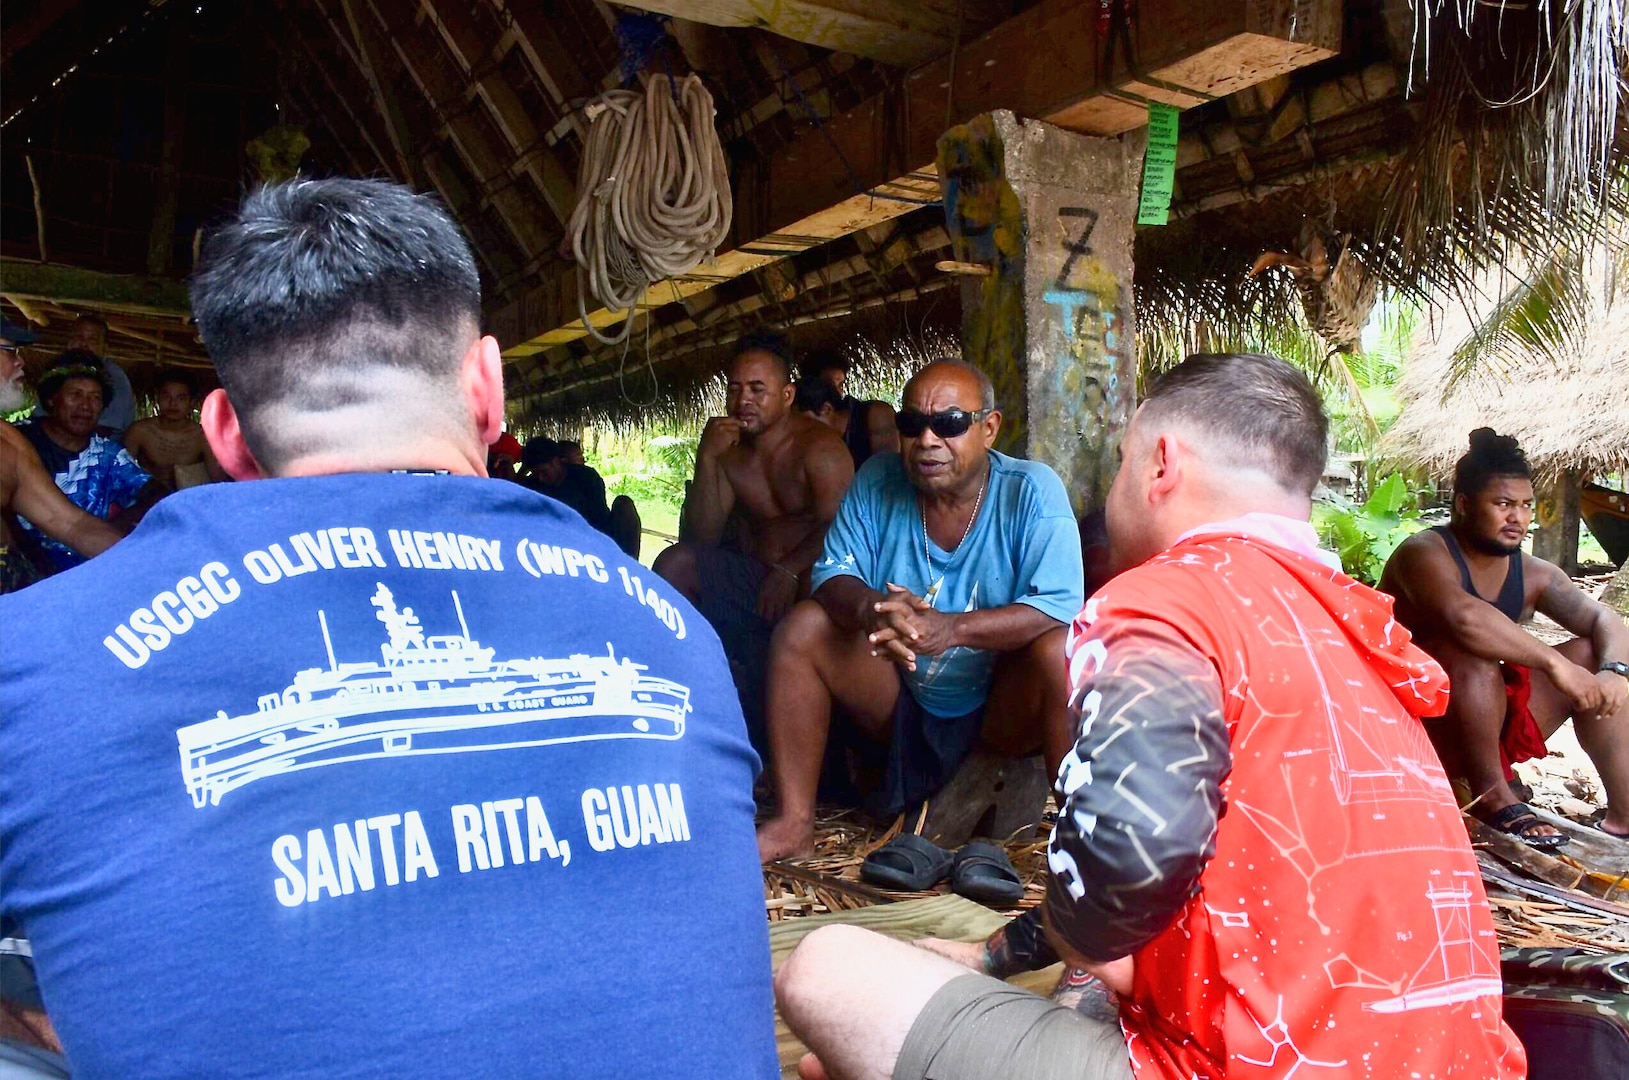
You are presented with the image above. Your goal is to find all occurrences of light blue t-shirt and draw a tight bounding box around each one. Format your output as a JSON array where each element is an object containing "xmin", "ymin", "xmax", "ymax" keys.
[{"xmin": 811, "ymin": 450, "xmax": 1084, "ymax": 716}]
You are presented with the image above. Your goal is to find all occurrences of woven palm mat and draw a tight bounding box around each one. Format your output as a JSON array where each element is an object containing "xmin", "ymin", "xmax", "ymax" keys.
[{"xmin": 761, "ymin": 805, "xmax": 1629, "ymax": 954}]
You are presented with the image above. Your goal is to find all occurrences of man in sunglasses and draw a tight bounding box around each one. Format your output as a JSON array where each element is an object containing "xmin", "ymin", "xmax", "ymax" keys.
[{"xmin": 756, "ymin": 359, "xmax": 1083, "ymax": 863}]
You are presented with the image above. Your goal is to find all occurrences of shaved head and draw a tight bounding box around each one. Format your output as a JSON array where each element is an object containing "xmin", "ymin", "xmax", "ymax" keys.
[{"xmin": 904, "ymin": 359, "xmax": 995, "ymax": 412}]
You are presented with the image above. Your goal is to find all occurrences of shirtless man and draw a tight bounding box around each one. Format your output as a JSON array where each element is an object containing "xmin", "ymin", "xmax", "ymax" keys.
[
  {"xmin": 654, "ymin": 331, "xmax": 854, "ymax": 746},
  {"xmin": 123, "ymin": 368, "xmax": 224, "ymax": 493},
  {"xmin": 1380, "ymin": 428, "xmax": 1629, "ymax": 848},
  {"xmin": 0, "ymin": 322, "xmax": 122, "ymax": 592}
]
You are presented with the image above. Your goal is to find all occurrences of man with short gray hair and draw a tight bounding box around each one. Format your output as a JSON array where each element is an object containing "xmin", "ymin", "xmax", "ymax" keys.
[{"xmin": 776, "ymin": 353, "xmax": 1524, "ymax": 1080}]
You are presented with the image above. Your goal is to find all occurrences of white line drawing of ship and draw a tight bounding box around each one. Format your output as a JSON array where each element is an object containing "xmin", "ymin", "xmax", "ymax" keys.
[
  {"xmin": 177, "ymin": 583, "xmax": 689, "ymax": 808},
  {"xmin": 1361, "ymin": 885, "xmax": 1504, "ymax": 1013}
]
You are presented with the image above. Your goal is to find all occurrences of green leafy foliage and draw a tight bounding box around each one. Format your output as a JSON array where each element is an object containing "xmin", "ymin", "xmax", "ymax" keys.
[{"xmin": 1312, "ymin": 472, "xmax": 1429, "ymax": 585}]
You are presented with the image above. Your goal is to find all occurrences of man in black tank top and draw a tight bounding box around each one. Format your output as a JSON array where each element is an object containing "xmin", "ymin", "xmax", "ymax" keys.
[
  {"xmin": 1379, "ymin": 429, "xmax": 1629, "ymax": 848},
  {"xmin": 798, "ymin": 350, "xmax": 899, "ymax": 470}
]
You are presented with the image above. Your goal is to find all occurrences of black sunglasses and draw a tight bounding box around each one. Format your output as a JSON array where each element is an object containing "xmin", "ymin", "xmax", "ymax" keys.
[{"xmin": 894, "ymin": 407, "xmax": 989, "ymax": 439}]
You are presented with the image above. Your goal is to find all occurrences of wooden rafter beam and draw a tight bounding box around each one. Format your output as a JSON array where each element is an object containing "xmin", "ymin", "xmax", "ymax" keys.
[
  {"xmin": 335, "ymin": 0, "xmax": 424, "ymax": 187},
  {"xmin": 361, "ymin": 0, "xmax": 556, "ymax": 267},
  {"xmin": 0, "ymin": 259, "xmax": 191, "ymax": 318},
  {"xmin": 622, "ymin": 0, "xmax": 1008, "ymax": 67},
  {"xmin": 493, "ymin": 0, "xmax": 1342, "ymax": 360},
  {"xmin": 493, "ymin": 0, "xmax": 596, "ymax": 140},
  {"xmin": 418, "ymin": 0, "xmax": 577, "ymax": 227},
  {"xmin": 268, "ymin": 0, "xmax": 400, "ymax": 179}
]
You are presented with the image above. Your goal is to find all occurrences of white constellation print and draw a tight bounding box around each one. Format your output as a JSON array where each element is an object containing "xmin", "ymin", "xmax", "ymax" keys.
[
  {"xmin": 1234, "ymin": 994, "xmax": 1348, "ymax": 1076},
  {"xmin": 176, "ymin": 583, "xmax": 690, "ymax": 808},
  {"xmin": 1229, "ymin": 587, "xmax": 1464, "ymax": 931}
]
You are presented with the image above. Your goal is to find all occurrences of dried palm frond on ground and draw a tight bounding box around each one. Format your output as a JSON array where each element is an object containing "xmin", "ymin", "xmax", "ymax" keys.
[{"xmin": 765, "ymin": 802, "xmax": 1629, "ymax": 956}]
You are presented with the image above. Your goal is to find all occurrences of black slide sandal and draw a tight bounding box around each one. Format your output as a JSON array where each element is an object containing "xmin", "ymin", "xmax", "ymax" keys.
[
  {"xmin": 951, "ymin": 840, "xmax": 1026, "ymax": 905},
  {"xmin": 860, "ymin": 834, "xmax": 953, "ymax": 891},
  {"xmin": 1482, "ymin": 802, "xmax": 1569, "ymax": 850}
]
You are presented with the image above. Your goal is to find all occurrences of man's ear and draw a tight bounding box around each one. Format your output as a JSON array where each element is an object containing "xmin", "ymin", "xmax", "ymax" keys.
[
  {"xmin": 1147, "ymin": 432, "xmax": 1181, "ymax": 502},
  {"xmin": 200, "ymin": 389, "xmax": 264, "ymax": 480},
  {"xmin": 981, "ymin": 408, "xmax": 1002, "ymax": 447},
  {"xmin": 462, "ymin": 334, "xmax": 506, "ymax": 449}
]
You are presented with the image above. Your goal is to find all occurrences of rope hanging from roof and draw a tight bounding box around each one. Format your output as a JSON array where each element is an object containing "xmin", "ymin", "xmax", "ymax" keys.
[{"xmin": 568, "ymin": 74, "xmax": 733, "ymax": 345}]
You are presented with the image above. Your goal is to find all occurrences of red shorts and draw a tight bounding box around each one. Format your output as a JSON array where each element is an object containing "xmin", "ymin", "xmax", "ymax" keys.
[{"xmin": 1499, "ymin": 663, "xmax": 1548, "ymax": 781}]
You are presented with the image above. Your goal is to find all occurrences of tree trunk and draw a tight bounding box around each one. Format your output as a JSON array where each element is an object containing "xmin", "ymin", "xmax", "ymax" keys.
[
  {"xmin": 1602, "ymin": 559, "xmax": 1629, "ymax": 617},
  {"xmin": 1533, "ymin": 469, "xmax": 1583, "ymax": 576}
]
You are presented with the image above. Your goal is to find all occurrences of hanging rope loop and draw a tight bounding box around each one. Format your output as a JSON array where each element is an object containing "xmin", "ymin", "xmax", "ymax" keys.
[{"xmin": 569, "ymin": 74, "xmax": 732, "ymax": 345}]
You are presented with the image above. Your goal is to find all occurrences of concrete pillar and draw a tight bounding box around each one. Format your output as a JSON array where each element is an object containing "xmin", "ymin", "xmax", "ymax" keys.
[
  {"xmin": 1533, "ymin": 469, "xmax": 1583, "ymax": 576},
  {"xmin": 936, "ymin": 110, "xmax": 1141, "ymax": 513}
]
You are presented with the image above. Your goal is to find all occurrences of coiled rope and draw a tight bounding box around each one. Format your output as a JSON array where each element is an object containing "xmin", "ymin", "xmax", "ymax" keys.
[{"xmin": 568, "ymin": 74, "xmax": 732, "ymax": 345}]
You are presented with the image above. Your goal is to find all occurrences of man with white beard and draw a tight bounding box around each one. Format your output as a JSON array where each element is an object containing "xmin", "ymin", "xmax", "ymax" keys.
[{"xmin": 0, "ymin": 320, "xmax": 122, "ymax": 592}]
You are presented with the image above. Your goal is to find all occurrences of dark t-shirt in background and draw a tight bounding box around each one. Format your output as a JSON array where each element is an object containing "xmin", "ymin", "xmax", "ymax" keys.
[{"xmin": 0, "ymin": 473, "xmax": 776, "ymax": 1079}]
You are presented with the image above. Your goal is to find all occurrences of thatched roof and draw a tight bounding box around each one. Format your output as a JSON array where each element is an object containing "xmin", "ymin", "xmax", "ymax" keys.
[{"xmin": 1381, "ymin": 254, "xmax": 1629, "ymax": 480}]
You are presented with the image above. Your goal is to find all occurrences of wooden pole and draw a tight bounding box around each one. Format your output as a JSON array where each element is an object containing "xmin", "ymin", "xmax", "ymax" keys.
[{"xmin": 24, "ymin": 153, "xmax": 46, "ymax": 263}]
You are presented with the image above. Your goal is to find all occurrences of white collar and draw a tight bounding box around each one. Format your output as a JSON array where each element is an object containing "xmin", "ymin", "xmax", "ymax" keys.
[{"xmin": 1175, "ymin": 512, "xmax": 1342, "ymax": 572}]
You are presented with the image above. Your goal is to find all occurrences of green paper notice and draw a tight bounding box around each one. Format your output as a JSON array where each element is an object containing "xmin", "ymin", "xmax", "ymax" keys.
[{"xmin": 1138, "ymin": 102, "xmax": 1179, "ymax": 226}]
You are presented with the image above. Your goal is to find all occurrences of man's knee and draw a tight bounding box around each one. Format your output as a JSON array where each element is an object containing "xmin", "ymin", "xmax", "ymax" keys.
[
  {"xmin": 775, "ymin": 924, "xmax": 873, "ymax": 1020},
  {"xmin": 652, "ymin": 543, "xmax": 697, "ymax": 593},
  {"xmin": 772, "ymin": 599, "xmax": 839, "ymax": 661}
]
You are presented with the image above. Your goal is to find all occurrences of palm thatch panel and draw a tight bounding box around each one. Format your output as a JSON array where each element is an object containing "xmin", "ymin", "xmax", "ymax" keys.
[{"xmin": 1381, "ymin": 252, "xmax": 1629, "ymax": 480}]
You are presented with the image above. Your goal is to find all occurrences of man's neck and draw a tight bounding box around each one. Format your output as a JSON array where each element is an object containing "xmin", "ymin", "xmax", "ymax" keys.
[
  {"xmin": 39, "ymin": 419, "xmax": 90, "ymax": 454},
  {"xmin": 744, "ymin": 412, "xmax": 797, "ymax": 453}
]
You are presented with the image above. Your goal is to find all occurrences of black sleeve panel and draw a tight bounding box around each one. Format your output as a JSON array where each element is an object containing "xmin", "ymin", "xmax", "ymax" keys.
[{"xmin": 1043, "ymin": 616, "xmax": 1232, "ymax": 963}]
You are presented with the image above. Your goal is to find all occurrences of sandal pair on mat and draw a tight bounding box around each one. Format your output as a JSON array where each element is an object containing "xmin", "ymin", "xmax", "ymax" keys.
[
  {"xmin": 1479, "ymin": 801, "xmax": 1569, "ymax": 850},
  {"xmin": 859, "ymin": 834, "xmax": 1024, "ymax": 905}
]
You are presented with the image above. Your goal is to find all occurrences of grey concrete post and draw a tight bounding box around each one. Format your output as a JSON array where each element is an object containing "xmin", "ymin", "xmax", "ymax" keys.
[{"xmin": 938, "ymin": 110, "xmax": 1141, "ymax": 513}]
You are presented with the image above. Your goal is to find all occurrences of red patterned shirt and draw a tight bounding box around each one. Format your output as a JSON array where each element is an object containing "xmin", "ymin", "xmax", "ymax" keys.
[{"xmin": 1046, "ymin": 530, "xmax": 1526, "ymax": 1079}]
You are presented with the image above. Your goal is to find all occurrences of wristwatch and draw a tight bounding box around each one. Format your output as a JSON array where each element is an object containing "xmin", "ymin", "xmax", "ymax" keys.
[{"xmin": 1602, "ymin": 660, "xmax": 1629, "ymax": 680}]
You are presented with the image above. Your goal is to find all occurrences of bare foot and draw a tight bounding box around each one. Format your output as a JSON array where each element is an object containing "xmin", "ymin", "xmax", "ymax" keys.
[
  {"xmin": 757, "ymin": 815, "xmax": 815, "ymax": 863},
  {"xmin": 912, "ymin": 937, "xmax": 986, "ymax": 972}
]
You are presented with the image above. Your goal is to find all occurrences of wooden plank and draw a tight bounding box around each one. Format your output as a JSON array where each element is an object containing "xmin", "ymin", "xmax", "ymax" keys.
[
  {"xmin": 630, "ymin": 0, "xmax": 1007, "ymax": 67},
  {"xmin": 493, "ymin": 0, "xmax": 1339, "ymax": 359},
  {"xmin": 0, "ymin": 259, "xmax": 191, "ymax": 317},
  {"xmin": 766, "ymin": 895, "xmax": 1062, "ymax": 1074}
]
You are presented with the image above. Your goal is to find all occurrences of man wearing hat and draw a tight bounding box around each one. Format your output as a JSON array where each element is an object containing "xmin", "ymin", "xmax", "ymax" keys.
[
  {"xmin": 1, "ymin": 322, "xmax": 124, "ymax": 593},
  {"xmin": 13, "ymin": 349, "xmax": 153, "ymax": 573}
]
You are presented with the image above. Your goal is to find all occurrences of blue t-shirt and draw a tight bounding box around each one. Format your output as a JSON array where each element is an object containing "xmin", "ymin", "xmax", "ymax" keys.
[
  {"xmin": 0, "ymin": 474, "xmax": 776, "ymax": 1080},
  {"xmin": 811, "ymin": 450, "xmax": 1084, "ymax": 715}
]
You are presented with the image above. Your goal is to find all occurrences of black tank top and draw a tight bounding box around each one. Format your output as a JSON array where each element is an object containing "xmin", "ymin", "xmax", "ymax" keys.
[{"xmin": 1435, "ymin": 525, "xmax": 1525, "ymax": 621}]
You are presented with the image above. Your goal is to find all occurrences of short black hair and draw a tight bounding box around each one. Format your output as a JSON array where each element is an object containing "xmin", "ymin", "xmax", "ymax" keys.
[
  {"xmin": 1453, "ymin": 428, "xmax": 1530, "ymax": 497},
  {"xmin": 154, "ymin": 367, "xmax": 198, "ymax": 398},
  {"xmin": 732, "ymin": 328, "xmax": 794, "ymax": 383},
  {"xmin": 38, "ymin": 350, "xmax": 113, "ymax": 403},
  {"xmin": 802, "ymin": 348, "xmax": 850, "ymax": 380},
  {"xmin": 559, "ymin": 439, "xmax": 582, "ymax": 455},
  {"xmin": 522, "ymin": 436, "xmax": 563, "ymax": 469},
  {"xmin": 1141, "ymin": 353, "xmax": 1328, "ymax": 496},
  {"xmin": 189, "ymin": 178, "xmax": 481, "ymax": 461},
  {"xmin": 794, "ymin": 375, "xmax": 844, "ymax": 414}
]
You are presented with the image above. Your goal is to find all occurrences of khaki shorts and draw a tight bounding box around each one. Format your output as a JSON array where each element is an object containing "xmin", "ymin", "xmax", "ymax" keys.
[{"xmin": 894, "ymin": 973, "xmax": 1135, "ymax": 1080}]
